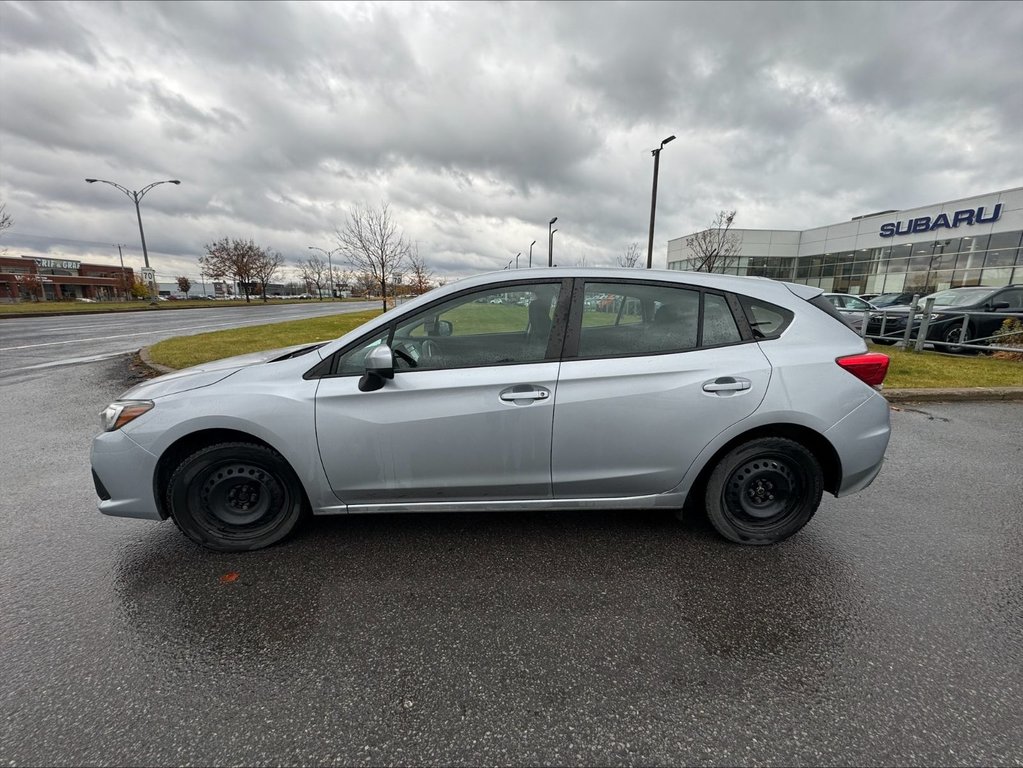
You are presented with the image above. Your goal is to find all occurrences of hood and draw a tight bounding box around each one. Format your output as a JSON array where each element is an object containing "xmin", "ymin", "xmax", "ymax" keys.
[{"xmin": 122, "ymin": 343, "xmax": 323, "ymax": 400}]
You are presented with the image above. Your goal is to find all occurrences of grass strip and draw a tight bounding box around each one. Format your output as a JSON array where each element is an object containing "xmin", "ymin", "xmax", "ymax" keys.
[
  {"xmin": 0, "ymin": 298, "xmax": 363, "ymax": 317},
  {"xmin": 869, "ymin": 344, "xmax": 1023, "ymax": 389},
  {"xmin": 148, "ymin": 310, "xmax": 382, "ymax": 369}
]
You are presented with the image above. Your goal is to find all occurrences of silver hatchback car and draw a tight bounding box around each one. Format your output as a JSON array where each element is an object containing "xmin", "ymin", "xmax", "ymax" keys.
[{"xmin": 91, "ymin": 268, "xmax": 891, "ymax": 551}]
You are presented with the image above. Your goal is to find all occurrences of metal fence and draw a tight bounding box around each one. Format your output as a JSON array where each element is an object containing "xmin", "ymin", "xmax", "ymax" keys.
[{"xmin": 838, "ymin": 298, "xmax": 1023, "ymax": 353}]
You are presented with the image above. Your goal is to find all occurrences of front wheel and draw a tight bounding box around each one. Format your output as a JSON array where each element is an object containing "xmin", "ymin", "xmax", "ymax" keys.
[
  {"xmin": 704, "ymin": 438, "xmax": 823, "ymax": 545},
  {"xmin": 942, "ymin": 323, "xmax": 976, "ymax": 355},
  {"xmin": 166, "ymin": 442, "xmax": 306, "ymax": 552}
]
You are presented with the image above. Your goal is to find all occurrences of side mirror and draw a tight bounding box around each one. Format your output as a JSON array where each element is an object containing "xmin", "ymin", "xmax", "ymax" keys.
[
  {"xmin": 358, "ymin": 344, "xmax": 394, "ymax": 392},
  {"xmin": 991, "ymin": 300, "xmax": 1010, "ymax": 311}
]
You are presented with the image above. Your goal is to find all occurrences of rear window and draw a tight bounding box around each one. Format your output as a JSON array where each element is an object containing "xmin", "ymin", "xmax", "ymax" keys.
[
  {"xmin": 808, "ymin": 295, "xmax": 858, "ymax": 331},
  {"xmin": 738, "ymin": 296, "xmax": 794, "ymax": 339}
]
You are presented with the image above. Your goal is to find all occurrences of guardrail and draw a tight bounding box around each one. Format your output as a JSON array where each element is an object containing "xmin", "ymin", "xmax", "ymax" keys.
[{"xmin": 838, "ymin": 300, "xmax": 1023, "ymax": 353}]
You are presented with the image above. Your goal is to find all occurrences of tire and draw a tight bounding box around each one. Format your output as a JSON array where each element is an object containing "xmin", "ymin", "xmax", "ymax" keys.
[
  {"xmin": 704, "ymin": 437, "xmax": 823, "ymax": 545},
  {"xmin": 942, "ymin": 323, "xmax": 975, "ymax": 355},
  {"xmin": 872, "ymin": 338, "xmax": 897, "ymax": 346},
  {"xmin": 166, "ymin": 442, "xmax": 305, "ymax": 552}
]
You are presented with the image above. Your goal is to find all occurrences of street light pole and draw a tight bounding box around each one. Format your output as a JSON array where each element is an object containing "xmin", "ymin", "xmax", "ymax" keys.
[
  {"xmin": 529, "ymin": 240, "xmax": 536, "ymax": 268},
  {"xmin": 550, "ymin": 230, "xmax": 558, "ymax": 266},
  {"xmin": 548, "ymin": 217, "xmax": 558, "ymax": 267},
  {"xmin": 114, "ymin": 244, "xmax": 129, "ymax": 300},
  {"xmin": 646, "ymin": 134, "xmax": 675, "ymax": 269},
  {"xmin": 86, "ymin": 177, "xmax": 181, "ymax": 299},
  {"xmin": 515, "ymin": 252, "xmax": 521, "ymax": 269},
  {"xmin": 308, "ymin": 246, "xmax": 341, "ymax": 300}
]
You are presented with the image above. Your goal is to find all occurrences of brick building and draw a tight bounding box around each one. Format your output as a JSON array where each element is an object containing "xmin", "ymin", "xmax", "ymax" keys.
[{"xmin": 0, "ymin": 255, "xmax": 134, "ymax": 302}]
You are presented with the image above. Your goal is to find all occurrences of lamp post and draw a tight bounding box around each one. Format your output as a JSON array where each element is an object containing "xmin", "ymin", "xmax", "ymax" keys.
[
  {"xmin": 114, "ymin": 244, "xmax": 129, "ymax": 300},
  {"xmin": 646, "ymin": 134, "xmax": 675, "ymax": 269},
  {"xmin": 515, "ymin": 252, "xmax": 521, "ymax": 269},
  {"xmin": 529, "ymin": 240, "xmax": 536, "ymax": 268},
  {"xmin": 548, "ymin": 217, "xmax": 558, "ymax": 267},
  {"xmin": 308, "ymin": 245, "xmax": 341, "ymax": 300},
  {"xmin": 86, "ymin": 178, "xmax": 180, "ymax": 299}
]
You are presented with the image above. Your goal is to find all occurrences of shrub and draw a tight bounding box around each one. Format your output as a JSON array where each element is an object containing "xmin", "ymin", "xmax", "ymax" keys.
[{"xmin": 991, "ymin": 317, "xmax": 1023, "ymax": 362}]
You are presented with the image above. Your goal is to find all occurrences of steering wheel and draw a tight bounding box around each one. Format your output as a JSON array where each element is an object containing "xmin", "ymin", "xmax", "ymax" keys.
[{"xmin": 420, "ymin": 339, "xmax": 439, "ymax": 362}]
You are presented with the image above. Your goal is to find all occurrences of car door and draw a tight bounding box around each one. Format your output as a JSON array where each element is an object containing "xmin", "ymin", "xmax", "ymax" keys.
[
  {"xmin": 313, "ymin": 279, "xmax": 570, "ymax": 505},
  {"xmin": 981, "ymin": 287, "xmax": 1023, "ymax": 341},
  {"xmin": 551, "ymin": 279, "xmax": 772, "ymax": 498}
]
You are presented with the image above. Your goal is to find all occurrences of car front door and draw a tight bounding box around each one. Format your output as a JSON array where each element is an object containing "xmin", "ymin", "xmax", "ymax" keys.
[
  {"xmin": 551, "ymin": 279, "xmax": 773, "ymax": 498},
  {"xmin": 314, "ymin": 280, "xmax": 570, "ymax": 506}
]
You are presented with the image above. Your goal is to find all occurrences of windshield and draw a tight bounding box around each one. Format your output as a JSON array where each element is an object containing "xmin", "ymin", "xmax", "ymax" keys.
[
  {"xmin": 872, "ymin": 293, "xmax": 909, "ymax": 307},
  {"xmin": 924, "ymin": 287, "xmax": 999, "ymax": 307}
]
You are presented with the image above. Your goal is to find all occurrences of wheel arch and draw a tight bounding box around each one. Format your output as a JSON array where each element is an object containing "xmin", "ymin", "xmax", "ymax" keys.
[
  {"xmin": 153, "ymin": 428, "xmax": 295, "ymax": 520},
  {"xmin": 682, "ymin": 423, "xmax": 843, "ymax": 513}
]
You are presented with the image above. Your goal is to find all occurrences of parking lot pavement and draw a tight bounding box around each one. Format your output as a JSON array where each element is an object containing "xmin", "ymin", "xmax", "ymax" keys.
[{"xmin": 1, "ymin": 357, "xmax": 1021, "ymax": 766}]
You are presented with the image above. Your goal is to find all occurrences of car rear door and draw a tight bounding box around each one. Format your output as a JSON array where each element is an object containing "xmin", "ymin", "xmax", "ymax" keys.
[{"xmin": 551, "ymin": 279, "xmax": 772, "ymax": 498}]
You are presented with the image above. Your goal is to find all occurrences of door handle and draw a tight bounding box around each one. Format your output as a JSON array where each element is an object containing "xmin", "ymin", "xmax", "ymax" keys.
[
  {"xmin": 703, "ymin": 376, "xmax": 751, "ymax": 393},
  {"xmin": 499, "ymin": 386, "xmax": 551, "ymax": 402}
]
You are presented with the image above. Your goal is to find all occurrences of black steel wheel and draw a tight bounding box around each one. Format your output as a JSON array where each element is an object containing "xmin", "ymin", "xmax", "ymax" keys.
[
  {"xmin": 167, "ymin": 442, "xmax": 305, "ymax": 552},
  {"xmin": 704, "ymin": 437, "xmax": 823, "ymax": 545}
]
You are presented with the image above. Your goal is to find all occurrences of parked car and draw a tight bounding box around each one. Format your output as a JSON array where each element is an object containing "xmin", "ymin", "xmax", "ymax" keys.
[
  {"xmin": 823, "ymin": 293, "xmax": 877, "ymax": 333},
  {"xmin": 91, "ymin": 268, "xmax": 891, "ymax": 552},
  {"xmin": 858, "ymin": 293, "xmax": 881, "ymax": 302},
  {"xmin": 865, "ymin": 285, "xmax": 1023, "ymax": 352}
]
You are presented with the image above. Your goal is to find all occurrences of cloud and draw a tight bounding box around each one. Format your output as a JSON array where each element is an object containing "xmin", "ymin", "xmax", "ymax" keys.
[{"xmin": 1, "ymin": 0, "xmax": 1021, "ymax": 283}]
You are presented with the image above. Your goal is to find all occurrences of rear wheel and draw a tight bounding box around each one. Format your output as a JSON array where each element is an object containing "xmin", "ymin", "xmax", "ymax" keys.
[
  {"xmin": 704, "ymin": 438, "xmax": 823, "ymax": 545},
  {"xmin": 166, "ymin": 442, "xmax": 305, "ymax": 552}
]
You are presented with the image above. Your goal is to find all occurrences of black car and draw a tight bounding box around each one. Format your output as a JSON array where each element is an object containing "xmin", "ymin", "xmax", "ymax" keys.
[{"xmin": 866, "ymin": 285, "xmax": 1023, "ymax": 352}]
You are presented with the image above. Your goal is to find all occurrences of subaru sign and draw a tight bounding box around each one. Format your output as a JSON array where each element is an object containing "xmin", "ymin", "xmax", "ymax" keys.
[{"xmin": 879, "ymin": 204, "xmax": 1003, "ymax": 238}]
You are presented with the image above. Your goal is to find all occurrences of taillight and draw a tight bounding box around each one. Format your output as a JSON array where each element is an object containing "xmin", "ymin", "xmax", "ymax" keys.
[{"xmin": 836, "ymin": 352, "xmax": 890, "ymax": 387}]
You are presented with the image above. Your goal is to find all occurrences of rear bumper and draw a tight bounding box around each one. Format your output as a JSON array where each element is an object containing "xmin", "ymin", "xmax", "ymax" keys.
[
  {"xmin": 825, "ymin": 392, "xmax": 891, "ymax": 497},
  {"xmin": 90, "ymin": 429, "xmax": 162, "ymax": 520}
]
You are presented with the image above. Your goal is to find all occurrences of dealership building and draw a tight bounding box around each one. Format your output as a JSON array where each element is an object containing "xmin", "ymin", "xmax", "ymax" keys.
[
  {"xmin": 0, "ymin": 255, "xmax": 135, "ymax": 302},
  {"xmin": 667, "ymin": 187, "xmax": 1023, "ymax": 295}
]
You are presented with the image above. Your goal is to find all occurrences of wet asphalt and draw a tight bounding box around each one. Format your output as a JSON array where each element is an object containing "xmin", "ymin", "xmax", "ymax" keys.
[{"xmin": 1, "ymin": 355, "xmax": 1021, "ymax": 766}]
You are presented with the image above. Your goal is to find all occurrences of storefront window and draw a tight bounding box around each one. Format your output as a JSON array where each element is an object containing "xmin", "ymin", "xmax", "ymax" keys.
[{"xmin": 983, "ymin": 231, "xmax": 1022, "ymax": 268}]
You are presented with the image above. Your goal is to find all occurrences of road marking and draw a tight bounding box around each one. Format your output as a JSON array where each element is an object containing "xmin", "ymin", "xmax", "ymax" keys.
[{"xmin": 2, "ymin": 351, "xmax": 127, "ymax": 373}]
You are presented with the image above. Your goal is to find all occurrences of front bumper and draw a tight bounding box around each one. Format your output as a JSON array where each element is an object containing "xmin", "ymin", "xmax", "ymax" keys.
[{"xmin": 90, "ymin": 428, "xmax": 162, "ymax": 520}]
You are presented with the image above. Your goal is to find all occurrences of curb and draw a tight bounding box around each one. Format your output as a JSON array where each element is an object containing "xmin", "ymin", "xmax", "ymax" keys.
[
  {"xmin": 135, "ymin": 346, "xmax": 1022, "ymax": 403},
  {"xmin": 137, "ymin": 346, "xmax": 177, "ymax": 375},
  {"xmin": 882, "ymin": 387, "xmax": 1023, "ymax": 403}
]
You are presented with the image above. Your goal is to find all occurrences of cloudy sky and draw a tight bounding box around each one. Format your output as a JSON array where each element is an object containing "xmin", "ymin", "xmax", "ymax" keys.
[{"xmin": 2, "ymin": 0, "xmax": 1022, "ymax": 283}]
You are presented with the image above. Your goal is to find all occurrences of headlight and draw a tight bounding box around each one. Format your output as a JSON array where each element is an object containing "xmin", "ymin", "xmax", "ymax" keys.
[{"xmin": 100, "ymin": 400, "xmax": 154, "ymax": 432}]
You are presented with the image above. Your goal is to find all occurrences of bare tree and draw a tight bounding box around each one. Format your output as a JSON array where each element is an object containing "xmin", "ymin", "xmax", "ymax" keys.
[
  {"xmin": 252, "ymin": 247, "xmax": 284, "ymax": 302},
  {"xmin": 176, "ymin": 276, "xmax": 192, "ymax": 298},
  {"xmin": 200, "ymin": 237, "xmax": 260, "ymax": 303},
  {"xmin": 617, "ymin": 241, "xmax": 642, "ymax": 268},
  {"xmin": 682, "ymin": 210, "xmax": 742, "ymax": 273},
  {"xmin": 336, "ymin": 202, "xmax": 411, "ymax": 311},
  {"xmin": 0, "ymin": 202, "xmax": 11, "ymax": 254},
  {"xmin": 330, "ymin": 265, "xmax": 351, "ymax": 298},
  {"xmin": 298, "ymin": 254, "xmax": 329, "ymax": 299},
  {"xmin": 407, "ymin": 244, "xmax": 433, "ymax": 295}
]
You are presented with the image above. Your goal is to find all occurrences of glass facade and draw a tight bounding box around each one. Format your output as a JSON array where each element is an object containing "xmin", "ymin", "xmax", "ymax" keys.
[{"xmin": 669, "ymin": 229, "xmax": 1022, "ymax": 294}]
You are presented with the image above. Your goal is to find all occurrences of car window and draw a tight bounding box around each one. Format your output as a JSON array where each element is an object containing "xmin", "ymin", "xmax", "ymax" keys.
[
  {"xmin": 738, "ymin": 295, "xmax": 794, "ymax": 338},
  {"xmin": 576, "ymin": 282, "xmax": 702, "ymax": 358},
  {"xmin": 996, "ymin": 289, "xmax": 1023, "ymax": 309},
  {"xmin": 845, "ymin": 297, "xmax": 871, "ymax": 310},
  {"xmin": 702, "ymin": 293, "xmax": 742, "ymax": 345},
  {"xmin": 825, "ymin": 295, "xmax": 844, "ymax": 308},
  {"xmin": 335, "ymin": 331, "xmax": 389, "ymax": 376},
  {"xmin": 391, "ymin": 282, "xmax": 562, "ymax": 371}
]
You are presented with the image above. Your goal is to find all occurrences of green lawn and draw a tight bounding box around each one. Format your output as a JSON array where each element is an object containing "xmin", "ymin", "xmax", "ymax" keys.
[{"xmin": 146, "ymin": 310, "xmax": 1022, "ymax": 389}]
